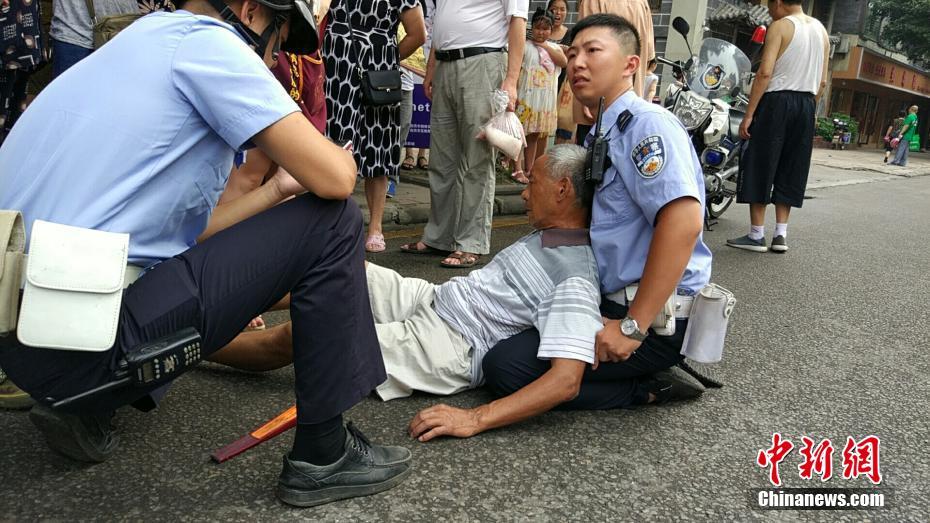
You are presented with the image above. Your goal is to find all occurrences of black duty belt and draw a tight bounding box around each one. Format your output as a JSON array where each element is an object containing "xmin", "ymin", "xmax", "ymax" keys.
[{"xmin": 435, "ymin": 47, "xmax": 506, "ymax": 62}]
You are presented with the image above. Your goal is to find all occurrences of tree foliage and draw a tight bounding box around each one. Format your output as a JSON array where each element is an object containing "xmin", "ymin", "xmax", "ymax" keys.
[{"xmin": 869, "ymin": 0, "xmax": 930, "ymax": 62}]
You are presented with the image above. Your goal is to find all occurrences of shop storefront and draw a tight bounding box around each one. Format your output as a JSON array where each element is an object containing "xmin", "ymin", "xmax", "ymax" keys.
[{"xmin": 830, "ymin": 46, "xmax": 930, "ymax": 149}]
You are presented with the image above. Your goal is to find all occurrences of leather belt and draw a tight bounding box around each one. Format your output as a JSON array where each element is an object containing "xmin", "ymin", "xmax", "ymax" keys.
[
  {"xmin": 435, "ymin": 47, "xmax": 506, "ymax": 62},
  {"xmin": 604, "ymin": 288, "xmax": 694, "ymax": 319}
]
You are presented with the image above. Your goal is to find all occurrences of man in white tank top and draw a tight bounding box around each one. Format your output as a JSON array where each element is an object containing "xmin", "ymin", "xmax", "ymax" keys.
[{"xmin": 726, "ymin": 0, "xmax": 830, "ymax": 254}]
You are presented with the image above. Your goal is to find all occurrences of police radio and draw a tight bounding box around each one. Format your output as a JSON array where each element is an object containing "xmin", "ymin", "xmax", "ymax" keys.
[
  {"xmin": 123, "ymin": 328, "xmax": 203, "ymax": 386},
  {"xmin": 584, "ymin": 96, "xmax": 610, "ymax": 184},
  {"xmin": 50, "ymin": 328, "xmax": 203, "ymax": 410}
]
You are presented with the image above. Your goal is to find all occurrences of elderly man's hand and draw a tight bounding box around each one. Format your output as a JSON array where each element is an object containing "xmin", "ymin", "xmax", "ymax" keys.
[
  {"xmin": 593, "ymin": 319, "xmax": 642, "ymax": 369},
  {"xmin": 408, "ymin": 404, "xmax": 483, "ymax": 442}
]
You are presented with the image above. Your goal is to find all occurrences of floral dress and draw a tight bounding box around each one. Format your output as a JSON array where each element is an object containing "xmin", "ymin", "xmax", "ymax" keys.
[{"xmin": 515, "ymin": 41, "xmax": 558, "ymax": 135}]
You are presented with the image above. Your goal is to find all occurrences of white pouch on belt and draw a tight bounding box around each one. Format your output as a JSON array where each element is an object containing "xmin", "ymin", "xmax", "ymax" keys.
[
  {"xmin": 680, "ymin": 283, "xmax": 736, "ymax": 363},
  {"xmin": 17, "ymin": 220, "xmax": 130, "ymax": 351},
  {"xmin": 0, "ymin": 210, "xmax": 26, "ymax": 336}
]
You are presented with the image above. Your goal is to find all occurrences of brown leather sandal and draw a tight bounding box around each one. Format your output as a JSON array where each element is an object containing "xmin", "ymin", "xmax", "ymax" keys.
[{"xmin": 440, "ymin": 252, "xmax": 480, "ymax": 269}]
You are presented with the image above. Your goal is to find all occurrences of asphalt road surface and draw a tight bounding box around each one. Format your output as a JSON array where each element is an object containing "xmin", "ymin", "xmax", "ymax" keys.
[{"xmin": 1, "ymin": 175, "xmax": 928, "ymax": 521}]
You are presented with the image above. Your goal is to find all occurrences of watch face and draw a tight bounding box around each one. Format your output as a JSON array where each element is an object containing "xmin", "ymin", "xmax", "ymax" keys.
[{"xmin": 621, "ymin": 318, "xmax": 636, "ymax": 336}]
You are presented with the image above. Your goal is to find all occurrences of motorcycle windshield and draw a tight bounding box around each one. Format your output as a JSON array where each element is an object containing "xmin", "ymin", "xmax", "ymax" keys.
[{"xmin": 687, "ymin": 38, "xmax": 751, "ymax": 99}]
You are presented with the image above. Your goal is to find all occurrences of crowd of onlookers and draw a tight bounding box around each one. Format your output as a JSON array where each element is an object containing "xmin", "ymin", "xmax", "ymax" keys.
[{"xmin": 1, "ymin": 0, "xmax": 660, "ymax": 258}]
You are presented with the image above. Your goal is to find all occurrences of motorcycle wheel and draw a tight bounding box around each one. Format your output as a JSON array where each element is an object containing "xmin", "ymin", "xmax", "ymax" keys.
[
  {"xmin": 707, "ymin": 195, "xmax": 734, "ymax": 218},
  {"xmin": 707, "ymin": 168, "xmax": 738, "ymax": 218}
]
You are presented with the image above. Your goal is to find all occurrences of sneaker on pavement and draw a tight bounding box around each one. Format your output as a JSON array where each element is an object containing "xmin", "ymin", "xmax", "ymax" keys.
[
  {"xmin": 29, "ymin": 404, "xmax": 119, "ymax": 463},
  {"xmin": 726, "ymin": 234, "xmax": 768, "ymax": 252},
  {"xmin": 0, "ymin": 369, "xmax": 34, "ymax": 410},
  {"xmin": 646, "ymin": 366, "xmax": 706, "ymax": 404},
  {"xmin": 770, "ymin": 235, "xmax": 788, "ymax": 253},
  {"xmin": 276, "ymin": 422, "xmax": 412, "ymax": 508},
  {"xmin": 386, "ymin": 180, "xmax": 396, "ymax": 199}
]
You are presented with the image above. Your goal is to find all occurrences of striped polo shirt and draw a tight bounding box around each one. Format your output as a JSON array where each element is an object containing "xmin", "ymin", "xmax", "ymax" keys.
[{"xmin": 434, "ymin": 228, "xmax": 603, "ymax": 387}]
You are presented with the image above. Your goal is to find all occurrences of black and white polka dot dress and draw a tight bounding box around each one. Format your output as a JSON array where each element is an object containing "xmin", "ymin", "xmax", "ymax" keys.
[{"xmin": 324, "ymin": 0, "xmax": 418, "ymax": 179}]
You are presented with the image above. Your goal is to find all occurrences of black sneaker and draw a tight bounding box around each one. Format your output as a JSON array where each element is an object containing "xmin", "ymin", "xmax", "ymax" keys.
[
  {"xmin": 275, "ymin": 422, "xmax": 412, "ymax": 508},
  {"xmin": 726, "ymin": 234, "xmax": 768, "ymax": 252},
  {"xmin": 770, "ymin": 235, "xmax": 788, "ymax": 253},
  {"xmin": 29, "ymin": 404, "xmax": 118, "ymax": 463},
  {"xmin": 646, "ymin": 366, "xmax": 706, "ymax": 404}
]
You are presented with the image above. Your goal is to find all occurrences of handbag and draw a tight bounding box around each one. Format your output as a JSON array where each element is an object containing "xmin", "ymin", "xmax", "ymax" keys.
[
  {"xmin": 84, "ymin": 0, "xmax": 142, "ymax": 49},
  {"xmin": 347, "ymin": 14, "xmax": 402, "ymax": 107},
  {"xmin": 17, "ymin": 220, "xmax": 135, "ymax": 351}
]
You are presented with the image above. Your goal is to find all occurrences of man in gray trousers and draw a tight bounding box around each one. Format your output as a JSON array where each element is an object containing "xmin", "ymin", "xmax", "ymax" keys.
[{"xmin": 400, "ymin": 0, "xmax": 528, "ymax": 268}]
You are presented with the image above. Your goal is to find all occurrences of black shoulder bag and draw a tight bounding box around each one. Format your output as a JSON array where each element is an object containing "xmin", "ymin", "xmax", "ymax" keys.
[{"xmin": 346, "ymin": 13, "xmax": 402, "ymax": 107}]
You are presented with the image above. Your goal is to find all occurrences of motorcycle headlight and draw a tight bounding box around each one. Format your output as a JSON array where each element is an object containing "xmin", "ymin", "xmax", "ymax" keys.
[
  {"xmin": 673, "ymin": 92, "xmax": 712, "ymax": 130},
  {"xmin": 702, "ymin": 148, "xmax": 726, "ymax": 167}
]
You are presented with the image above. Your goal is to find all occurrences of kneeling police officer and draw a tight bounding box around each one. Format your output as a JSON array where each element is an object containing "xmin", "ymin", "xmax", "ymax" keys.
[
  {"xmin": 0, "ymin": 0, "xmax": 409, "ymax": 508},
  {"xmin": 483, "ymin": 14, "xmax": 714, "ymax": 408}
]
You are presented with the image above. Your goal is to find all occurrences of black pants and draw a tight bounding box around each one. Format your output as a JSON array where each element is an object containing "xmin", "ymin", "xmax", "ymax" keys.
[
  {"xmin": 482, "ymin": 298, "xmax": 685, "ymax": 410},
  {"xmin": 0, "ymin": 194, "xmax": 385, "ymax": 424},
  {"xmin": 736, "ymin": 90, "xmax": 816, "ymax": 208}
]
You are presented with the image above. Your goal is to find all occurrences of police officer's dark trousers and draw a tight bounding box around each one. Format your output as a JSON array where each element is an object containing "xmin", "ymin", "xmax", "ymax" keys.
[
  {"xmin": 482, "ymin": 298, "xmax": 685, "ymax": 409},
  {"xmin": 0, "ymin": 193, "xmax": 385, "ymax": 424}
]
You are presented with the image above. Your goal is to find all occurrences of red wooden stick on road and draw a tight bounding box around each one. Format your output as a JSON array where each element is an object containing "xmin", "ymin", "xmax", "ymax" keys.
[{"xmin": 211, "ymin": 405, "xmax": 298, "ymax": 463}]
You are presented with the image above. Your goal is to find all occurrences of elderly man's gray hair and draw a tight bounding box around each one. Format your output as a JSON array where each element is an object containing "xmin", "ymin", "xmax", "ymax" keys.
[{"xmin": 545, "ymin": 144, "xmax": 593, "ymax": 209}]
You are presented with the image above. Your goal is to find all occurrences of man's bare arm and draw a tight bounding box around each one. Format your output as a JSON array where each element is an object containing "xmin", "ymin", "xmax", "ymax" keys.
[
  {"xmin": 423, "ymin": 46, "xmax": 437, "ymax": 100},
  {"xmin": 398, "ymin": 6, "xmax": 426, "ymax": 60},
  {"xmin": 408, "ymin": 358, "xmax": 586, "ymax": 441},
  {"xmin": 746, "ymin": 20, "xmax": 783, "ymax": 118},
  {"xmin": 817, "ymin": 26, "xmax": 830, "ymax": 101},
  {"xmin": 739, "ymin": 19, "xmax": 784, "ymax": 139},
  {"xmin": 501, "ymin": 15, "xmax": 527, "ymax": 111}
]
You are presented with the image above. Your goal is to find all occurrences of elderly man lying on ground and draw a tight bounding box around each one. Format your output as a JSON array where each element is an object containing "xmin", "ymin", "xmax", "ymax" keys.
[{"xmin": 210, "ymin": 144, "xmax": 702, "ymax": 440}]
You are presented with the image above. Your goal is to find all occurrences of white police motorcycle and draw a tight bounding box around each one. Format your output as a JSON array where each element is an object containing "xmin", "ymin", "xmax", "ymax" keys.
[{"xmin": 658, "ymin": 17, "xmax": 758, "ymax": 222}]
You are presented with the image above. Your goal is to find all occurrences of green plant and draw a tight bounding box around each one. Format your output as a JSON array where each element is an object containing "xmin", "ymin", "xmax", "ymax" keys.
[{"xmin": 816, "ymin": 113, "xmax": 860, "ymax": 141}]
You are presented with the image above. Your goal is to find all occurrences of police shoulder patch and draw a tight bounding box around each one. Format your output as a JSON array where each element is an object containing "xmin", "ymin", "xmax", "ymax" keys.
[{"xmin": 630, "ymin": 135, "xmax": 666, "ymax": 179}]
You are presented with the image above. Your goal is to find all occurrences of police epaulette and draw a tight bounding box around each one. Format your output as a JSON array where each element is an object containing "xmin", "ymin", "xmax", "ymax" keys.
[{"xmin": 617, "ymin": 110, "xmax": 634, "ymax": 132}]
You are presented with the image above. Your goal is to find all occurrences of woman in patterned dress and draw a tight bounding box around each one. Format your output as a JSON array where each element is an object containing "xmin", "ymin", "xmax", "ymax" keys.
[{"xmin": 324, "ymin": 0, "xmax": 425, "ymax": 252}]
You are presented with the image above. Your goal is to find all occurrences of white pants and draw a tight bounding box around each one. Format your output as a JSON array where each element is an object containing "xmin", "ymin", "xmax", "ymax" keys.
[{"xmin": 366, "ymin": 263, "xmax": 472, "ymax": 401}]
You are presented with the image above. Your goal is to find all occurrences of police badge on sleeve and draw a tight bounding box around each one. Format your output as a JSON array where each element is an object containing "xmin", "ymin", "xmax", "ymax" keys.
[{"xmin": 631, "ymin": 136, "xmax": 665, "ymax": 178}]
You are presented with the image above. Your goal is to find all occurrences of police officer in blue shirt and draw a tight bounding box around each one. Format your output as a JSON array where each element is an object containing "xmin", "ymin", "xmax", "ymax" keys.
[
  {"xmin": 0, "ymin": 0, "xmax": 411, "ymax": 508},
  {"xmin": 483, "ymin": 14, "xmax": 712, "ymax": 410}
]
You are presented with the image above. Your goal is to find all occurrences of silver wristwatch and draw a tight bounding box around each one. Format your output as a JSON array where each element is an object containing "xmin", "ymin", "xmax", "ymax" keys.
[{"xmin": 620, "ymin": 316, "xmax": 648, "ymax": 341}]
